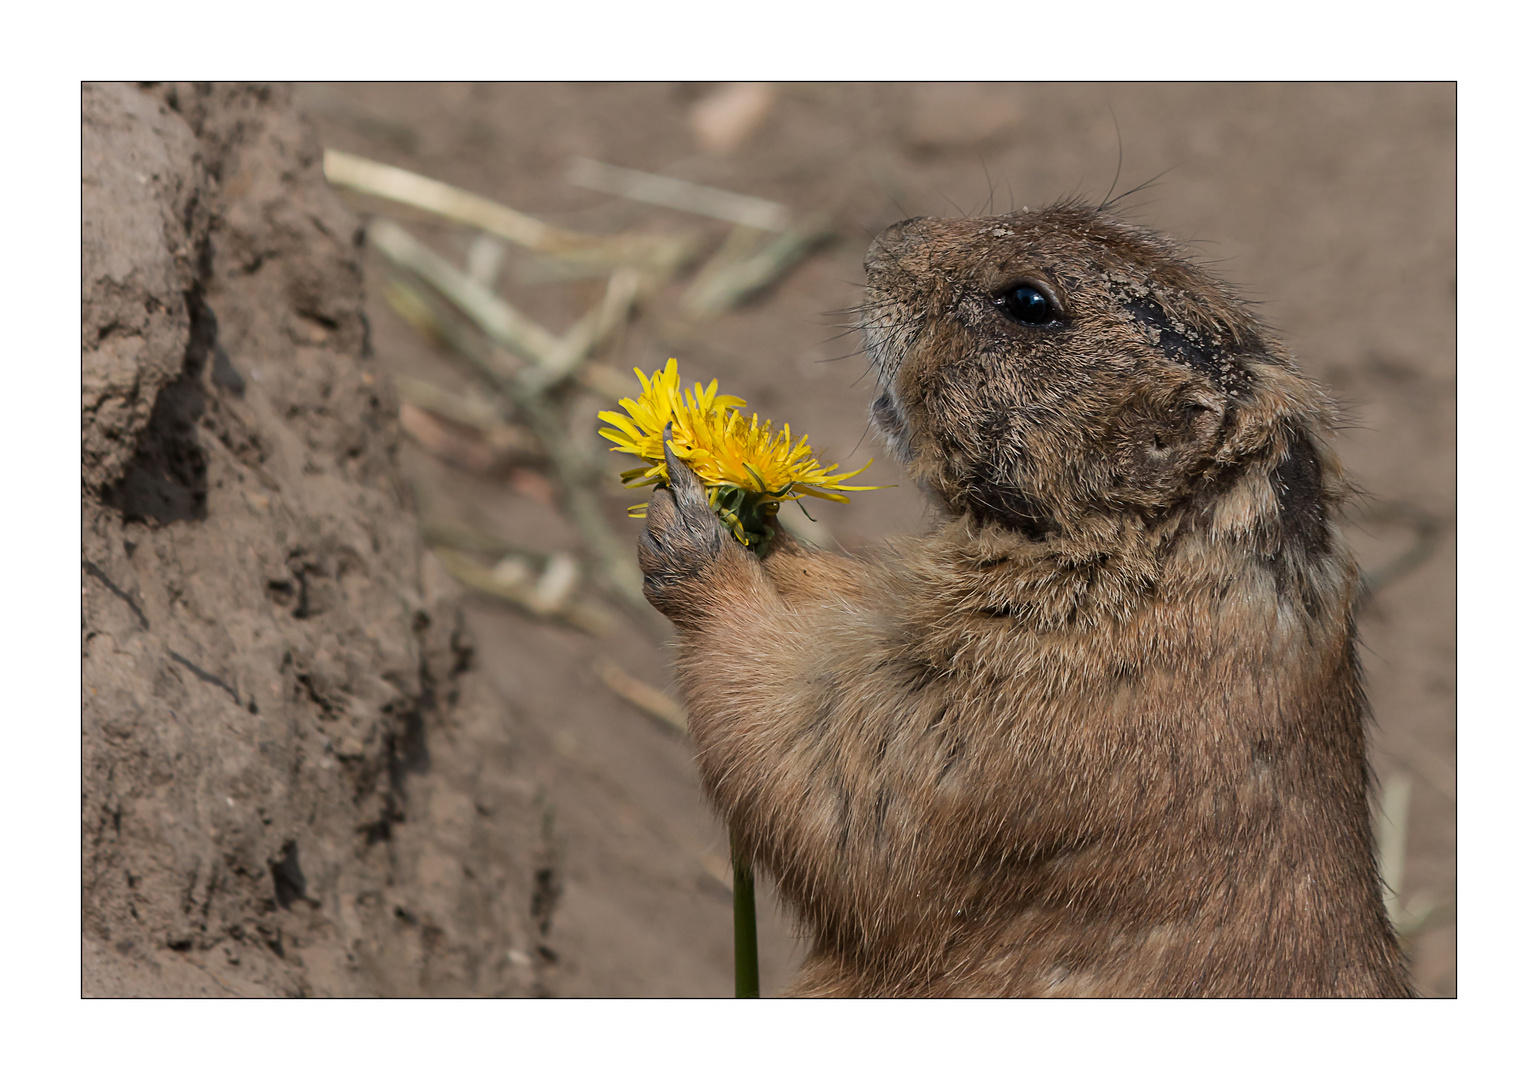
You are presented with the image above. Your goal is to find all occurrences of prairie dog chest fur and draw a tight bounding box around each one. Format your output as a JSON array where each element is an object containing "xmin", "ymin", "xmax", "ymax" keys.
[{"xmin": 637, "ymin": 200, "xmax": 1411, "ymax": 997}]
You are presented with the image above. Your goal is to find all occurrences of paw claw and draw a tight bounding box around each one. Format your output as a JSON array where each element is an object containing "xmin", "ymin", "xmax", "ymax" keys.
[{"xmin": 662, "ymin": 423, "xmax": 711, "ymax": 517}]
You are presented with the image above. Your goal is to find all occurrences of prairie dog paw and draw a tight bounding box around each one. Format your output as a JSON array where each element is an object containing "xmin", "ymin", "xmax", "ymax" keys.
[{"xmin": 637, "ymin": 433, "xmax": 754, "ymax": 626}]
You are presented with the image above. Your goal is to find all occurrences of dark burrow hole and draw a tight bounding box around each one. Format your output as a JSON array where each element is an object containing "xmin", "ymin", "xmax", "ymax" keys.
[
  {"xmin": 531, "ymin": 866, "xmax": 561, "ymax": 938},
  {"xmin": 270, "ymin": 840, "xmax": 308, "ymax": 910},
  {"xmin": 103, "ymin": 289, "xmax": 220, "ymax": 525}
]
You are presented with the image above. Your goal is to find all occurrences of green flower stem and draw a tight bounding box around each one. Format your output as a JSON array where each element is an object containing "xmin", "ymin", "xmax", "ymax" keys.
[
  {"xmin": 661, "ymin": 444, "xmax": 772, "ymax": 998},
  {"xmin": 726, "ymin": 496, "xmax": 780, "ymax": 998},
  {"xmin": 731, "ymin": 832, "xmax": 759, "ymax": 999}
]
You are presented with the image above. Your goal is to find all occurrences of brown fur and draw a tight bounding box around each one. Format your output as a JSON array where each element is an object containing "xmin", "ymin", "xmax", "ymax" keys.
[{"xmin": 638, "ymin": 201, "xmax": 1411, "ymax": 997}]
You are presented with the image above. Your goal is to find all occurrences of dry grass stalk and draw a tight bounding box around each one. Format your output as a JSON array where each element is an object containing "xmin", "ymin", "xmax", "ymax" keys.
[
  {"xmin": 382, "ymin": 278, "xmax": 521, "ymax": 384},
  {"xmin": 399, "ymin": 403, "xmax": 534, "ymax": 475},
  {"xmin": 465, "ymin": 233, "xmax": 508, "ymax": 288},
  {"xmin": 513, "ymin": 251, "xmax": 636, "ymax": 284},
  {"xmin": 327, "ymin": 148, "xmax": 690, "ymax": 270},
  {"xmin": 523, "ymin": 266, "xmax": 644, "ymax": 394},
  {"xmin": 395, "ymin": 372, "xmax": 505, "ymax": 428},
  {"xmin": 433, "ymin": 546, "xmax": 613, "ymax": 635},
  {"xmin": 327, "ymin": 148, "xmax": 562, "ymax": 248},
  {"xmin": 375, "ymin": 222, "xmax": 643, "ymax": 395},
  {"xmin": 594, "ymin": 658, "xmax": 687, "ymax": 735},
  {"xmin": 682, "ymin": 222, "xmax": 768, "ymax": 300},
  {"xmin": 386, "ymin": 275, "xmax": 648, "ymax": 613},
  {"xmin": 1372, "ymin": 772, "xmax": 1455, "ymax": 942},
  {"xmin": 681, "ymin": 210, "xmax": 835, "ymax": 320},
  {"xmin": 372, "ymin": 220, "xmax": 563, "ymax": 364},
  {"xmin": 567, "ymin": 156, "xmax": 792, "ymax": 232},
  {"xmin": 1375, "ymin": 773, "xmax": 1412, "ymax": 930},
  {"xmin": 419, "ymin": 517, "xmax": 529, "ymax": 560}
]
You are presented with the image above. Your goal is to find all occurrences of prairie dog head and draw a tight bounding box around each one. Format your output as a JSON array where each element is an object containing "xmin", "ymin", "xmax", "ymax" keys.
[{"xmin": 861, "ymin": 202, "xmax": 1334, "ymax": 543}]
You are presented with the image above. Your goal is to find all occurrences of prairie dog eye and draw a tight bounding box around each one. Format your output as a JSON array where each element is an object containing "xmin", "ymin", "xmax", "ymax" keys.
[{"xmin": 994, "ymin": 282, "xmax": 1061, "ymax": 326}]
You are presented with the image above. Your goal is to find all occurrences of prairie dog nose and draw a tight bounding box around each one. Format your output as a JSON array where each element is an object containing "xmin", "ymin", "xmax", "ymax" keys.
[{"xmin": 864, "ymin": 216, "xmax": 935, "ymax": 276}]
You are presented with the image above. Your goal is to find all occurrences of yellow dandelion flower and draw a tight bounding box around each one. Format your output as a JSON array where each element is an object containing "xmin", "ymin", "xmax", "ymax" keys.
[
  {"xmin": 596, "ymin": 357, "xmax": 745, "ymax": 487},
  {"xmin": 597, "ymin": 359, "xmax": 881, "ymax": 550}
]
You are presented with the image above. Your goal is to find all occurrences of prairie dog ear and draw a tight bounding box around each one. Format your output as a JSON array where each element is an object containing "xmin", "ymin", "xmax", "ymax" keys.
[{"xmin": 1107, "ymin": 384, "xmax": 1226, "ymax": 504}]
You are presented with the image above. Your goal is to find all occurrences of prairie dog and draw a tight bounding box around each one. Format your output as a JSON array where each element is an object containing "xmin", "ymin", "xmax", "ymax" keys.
[{"xmin": 638, "ymin": 201, "xmax": 1411, "ymax": 997}]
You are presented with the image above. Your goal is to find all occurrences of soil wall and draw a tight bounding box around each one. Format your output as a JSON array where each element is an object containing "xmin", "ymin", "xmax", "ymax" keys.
[{"xmin": 81, "ymin": 83, "xmax": 553, "ymax": 996}]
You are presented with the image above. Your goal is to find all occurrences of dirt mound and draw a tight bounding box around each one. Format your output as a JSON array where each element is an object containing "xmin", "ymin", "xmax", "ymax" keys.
[{"xmin": 81, "ymin": 83, "xmax": 553, "ymax": 996}]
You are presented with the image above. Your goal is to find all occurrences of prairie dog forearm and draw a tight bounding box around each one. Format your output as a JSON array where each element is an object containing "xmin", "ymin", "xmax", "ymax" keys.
[
  {"xmin": 760, "ymin": 539, "xmax": 868, "ymax": 605},
  {"xmin": 672, "ymin": 587, "xmax": 971, "ymax": 952}
]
